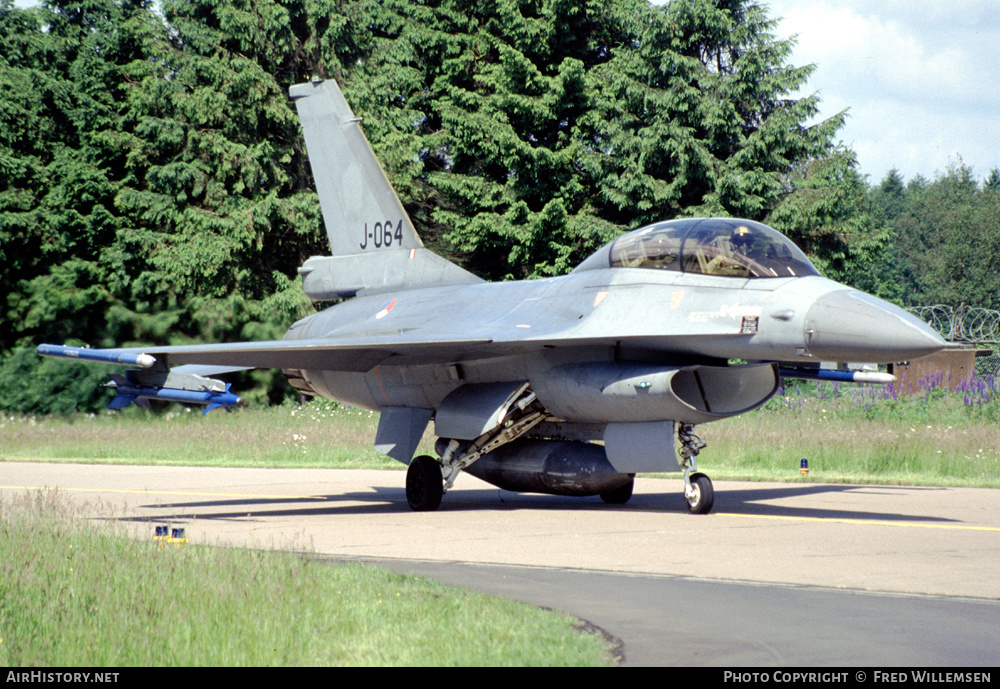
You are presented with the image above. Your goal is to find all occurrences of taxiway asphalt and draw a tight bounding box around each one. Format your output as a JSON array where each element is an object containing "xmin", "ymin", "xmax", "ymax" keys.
[{"xmin": 2, "ymin": 463, "xmax": 998, "ymax": 665}]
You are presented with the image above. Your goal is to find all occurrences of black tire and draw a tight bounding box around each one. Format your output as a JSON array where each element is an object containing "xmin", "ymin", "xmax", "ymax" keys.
[
  {"xmin": 686, "ymin": 473, "xmax": 714, "ymax": 514},
  {"xmin": 406, "ymin": 455, "xmax": 443, "ymax": 512},
  {"xmin": 600, "ymin": 476, "xmax": 634, "ymax": 505}
]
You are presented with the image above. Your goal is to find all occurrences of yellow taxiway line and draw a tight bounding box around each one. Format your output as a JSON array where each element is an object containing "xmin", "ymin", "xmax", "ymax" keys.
[
  {"xmin": 3, "ymin": 485, "xmax": 997, "ymax": 530},
  {"xmin": 718, "ymin": 511, "xmax": 1000, "ymax": 531},
  {"xmin": 0, "ymin": 485, "xmax": 328, "ymax": 501}
]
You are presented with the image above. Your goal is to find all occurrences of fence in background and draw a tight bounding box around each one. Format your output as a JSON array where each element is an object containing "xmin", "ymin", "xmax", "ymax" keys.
[{"xmin": 909, "ymin": 305, "xmax": 999, "ymax": 377}]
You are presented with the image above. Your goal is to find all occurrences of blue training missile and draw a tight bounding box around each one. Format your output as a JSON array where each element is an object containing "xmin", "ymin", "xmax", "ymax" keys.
[
  {"xmin": 39, "ymin": 344, "xmax": 241, "ymax": 413},
  {"xmin": 107, "ymin": 378, "xmax": 242, "ymax": 414},
  {"xmin": 778, "ymin": 367, "xmax": 896, "ymax": 384},
  {"xmin": 38, "ymin": 344, "xmax": 156, "ymax": 369}
]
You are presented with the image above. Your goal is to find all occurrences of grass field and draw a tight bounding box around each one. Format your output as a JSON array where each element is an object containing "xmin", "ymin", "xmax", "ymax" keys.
[
  {"xmin": 698, "ymin": 380, "xmax": 1000, "ymax": 486},
  {"xmin": 0, "ymin": 491, "xmax": 615, "ymax": 666},
  {"xmin": 0, "ymin": 402, "xmax": 394, "ymax": 468},
  {"xmin": 3, "ymin": 379, "xmax": 998, "ymax": 486}
]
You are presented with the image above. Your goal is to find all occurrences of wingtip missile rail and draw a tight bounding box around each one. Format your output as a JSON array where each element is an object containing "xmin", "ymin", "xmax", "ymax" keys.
[{"xmin": 38, "ymin": 343, "xmax": 157, "ymax": 369}]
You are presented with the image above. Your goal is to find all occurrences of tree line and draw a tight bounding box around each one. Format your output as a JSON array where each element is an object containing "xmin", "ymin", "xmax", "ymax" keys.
[
  {"xmin": 0, "ymin": 0, "xmax": 995, "ymax": 413},
  {"xmin": 866, "ymin": 165, "xmax": 1000, "ymax": 311}
]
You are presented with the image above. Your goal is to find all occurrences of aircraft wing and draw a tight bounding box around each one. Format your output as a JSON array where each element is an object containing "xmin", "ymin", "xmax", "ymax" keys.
[{"xmin": 40, "ymin": 336, "xmax": 496, "ymax": 374}]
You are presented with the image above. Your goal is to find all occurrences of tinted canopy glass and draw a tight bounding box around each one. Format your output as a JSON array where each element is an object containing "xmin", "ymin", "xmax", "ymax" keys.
[{"xmin": 606, "ymin": 218, "xmax": 819, "ymax": 278}]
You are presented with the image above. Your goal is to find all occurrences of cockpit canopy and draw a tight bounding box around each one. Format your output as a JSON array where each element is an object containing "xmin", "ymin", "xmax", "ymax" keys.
[{"xmin": 575, "ymin": 218, "xmax": 819, "ymax": 279}]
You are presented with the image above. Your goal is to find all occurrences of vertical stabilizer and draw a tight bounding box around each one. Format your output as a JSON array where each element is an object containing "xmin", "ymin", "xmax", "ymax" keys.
[
  {"xmin": 290, "ymin": 79, "xmax": 422, "ymax": 255},
  {"xmin": 290, "ymin": 79, "xmax": 482, "ymax": 299}
]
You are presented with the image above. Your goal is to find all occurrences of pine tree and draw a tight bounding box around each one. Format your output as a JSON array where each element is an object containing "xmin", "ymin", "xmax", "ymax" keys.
[
  {"xmin": 893, "ymin": 164, "xmax": 1000, "ymax": 309},
  {"xmin": 334, "ymin": 0, "xmax": 848, "ymax": 280},
  {"xmin": 984, "ymin": 167, "xmax": 1000, "ymax": 192},
  {"xmin": 0, "ymin": 0, "xmax": 164, "ymax": 412},
  {"xmin": 109, "ymin": 0, "xmax": 333, "ymax": 348}
]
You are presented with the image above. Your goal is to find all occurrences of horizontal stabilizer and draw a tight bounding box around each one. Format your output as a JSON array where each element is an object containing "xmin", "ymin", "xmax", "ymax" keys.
[{"xmin": 299, "ymin": 248, "xmax": 481, "ymax": 300}]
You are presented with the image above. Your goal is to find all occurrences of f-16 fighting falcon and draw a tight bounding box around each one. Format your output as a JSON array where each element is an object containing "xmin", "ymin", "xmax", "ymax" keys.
[{"xmin": 39, "ymin": 78, "xmax": 946, "ymax": 514}]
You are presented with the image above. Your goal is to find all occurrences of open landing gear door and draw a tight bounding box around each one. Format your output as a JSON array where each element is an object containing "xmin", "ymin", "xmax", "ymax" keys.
[
  {"xmin": 604, "ymin": 421, "xmax": 680, "ymax": 473},
  {"xmin": 434, "ymin": 381, "xmax": 532, "ymax": 440},
  {"xmin": 375, "ymin": 407, "xmax": 433, "ymax": 465}
]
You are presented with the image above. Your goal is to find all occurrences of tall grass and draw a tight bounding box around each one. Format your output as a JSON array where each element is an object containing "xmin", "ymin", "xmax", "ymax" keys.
[
  {"xmin": 1, "ymin": 401, "xmax": 402, "ymax": 468},
  {"xmin": 701, "ymin": 379, "xmax": 1000, "ymax": 486},
  {"xmin": 2, "ymin": 379, "xmax": 998, "ymax": 486},
  {"xmin": 0, "ymin": 491, "xmax": 614, "ymax": 666}
]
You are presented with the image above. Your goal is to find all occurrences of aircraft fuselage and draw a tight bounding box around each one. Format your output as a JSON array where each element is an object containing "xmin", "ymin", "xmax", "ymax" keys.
[{"xmin": 283, "ymin": 268, "xmax": 943, "ymax": 420}]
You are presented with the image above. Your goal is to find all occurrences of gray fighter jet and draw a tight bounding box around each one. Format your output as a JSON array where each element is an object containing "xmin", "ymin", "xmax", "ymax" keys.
[{"xmin": 39, "ymin": 78, "xmax": 946, "ymax": 514}]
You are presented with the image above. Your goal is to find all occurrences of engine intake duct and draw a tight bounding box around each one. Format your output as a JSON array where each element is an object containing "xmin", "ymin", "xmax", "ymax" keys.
[
  {"xmin": 531, "ymin": 362, "xmax": 779, "ymax": 425},
  {"xmin": 462, "ymin": 439, "xmax": 633, "ymax": 497}
]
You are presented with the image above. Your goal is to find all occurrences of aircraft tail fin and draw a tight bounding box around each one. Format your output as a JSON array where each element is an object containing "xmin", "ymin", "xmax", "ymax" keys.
[{"xmin": 290, "ymin": 79, "xmax": 481, "ymax": 299}]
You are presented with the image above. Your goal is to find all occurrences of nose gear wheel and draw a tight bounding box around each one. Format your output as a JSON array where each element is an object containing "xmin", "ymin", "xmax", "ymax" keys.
[{"xmin": 679, "ymin": 423, "xmax": 714, "ymax": 514}]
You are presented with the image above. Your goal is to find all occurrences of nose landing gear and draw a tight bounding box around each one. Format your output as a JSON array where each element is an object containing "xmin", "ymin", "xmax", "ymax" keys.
[{"xmin": 679, "ymin": 423, "xmax": 714, "ymax": 514}]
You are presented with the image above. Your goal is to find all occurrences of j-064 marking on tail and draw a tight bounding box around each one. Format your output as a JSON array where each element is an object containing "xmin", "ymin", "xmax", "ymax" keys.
[{"xmin": 360, "ymin": 219, "xmax": 404, "ymax": 250}]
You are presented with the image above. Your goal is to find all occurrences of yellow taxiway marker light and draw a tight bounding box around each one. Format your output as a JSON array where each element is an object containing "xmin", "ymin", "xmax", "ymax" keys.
[{"xmin": 153, "ymin": 525, "xmax": 188, "ymax": 547}]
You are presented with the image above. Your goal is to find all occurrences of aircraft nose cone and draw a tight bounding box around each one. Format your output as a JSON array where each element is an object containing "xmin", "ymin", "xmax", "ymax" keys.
[{"xmin": 804, "ymin": 290, "xmax": 946, "ymax": 363}]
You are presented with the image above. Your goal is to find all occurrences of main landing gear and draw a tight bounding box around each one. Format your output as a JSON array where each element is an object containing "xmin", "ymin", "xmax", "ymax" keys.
[
  {"xmin": 404, "ymin": 422, "xmax": 716, "ymax": 515},
  {"xmin": 406, "ymin": 455, "xmax": 443, "ymax": 512},
  {"xmin": 405, "ymin": 384, "xmax": 545, "ymax": 512},
  {"xmin": 679, "ymin": 423, "xmax": 714, "ymax": 514}
]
